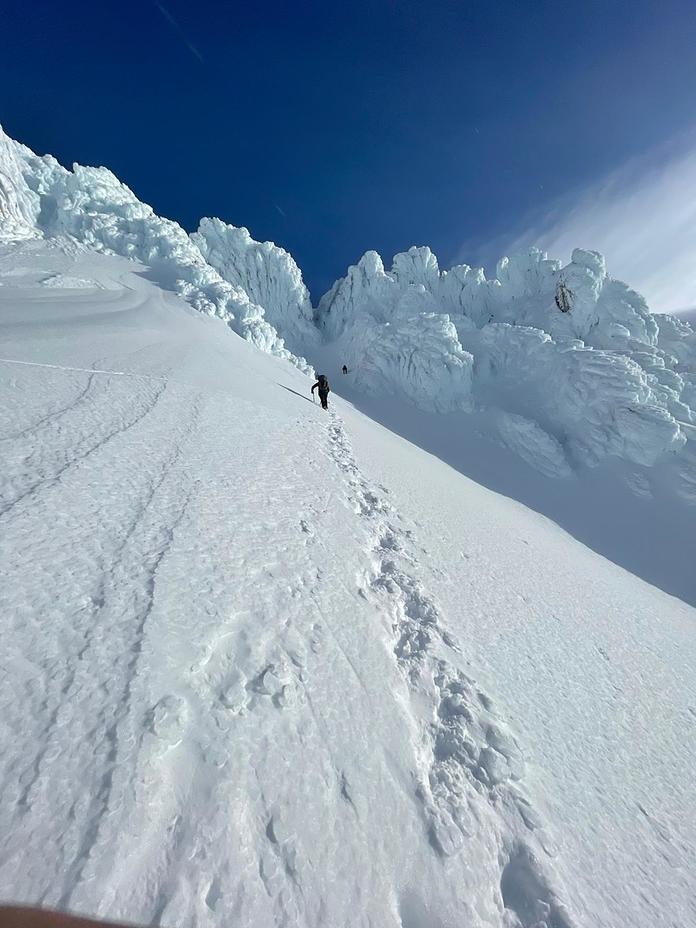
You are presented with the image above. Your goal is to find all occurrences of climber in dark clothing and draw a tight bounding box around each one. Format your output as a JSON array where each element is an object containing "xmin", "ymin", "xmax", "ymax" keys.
[
  {"xmin": 311, "ymin": 374, "xmax": 330, "ymax": 410},
  {"xmin": 342, "ymin": 364, "xmax": 348, "ymax": 375}
]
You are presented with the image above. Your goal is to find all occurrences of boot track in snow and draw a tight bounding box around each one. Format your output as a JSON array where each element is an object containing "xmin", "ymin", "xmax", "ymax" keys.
[{"xmin": 324, "ymin": 413, "xmax": 574, "ymax": 928}]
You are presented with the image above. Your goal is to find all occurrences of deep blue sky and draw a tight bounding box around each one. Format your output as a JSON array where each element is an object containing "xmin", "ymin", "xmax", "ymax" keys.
[{"xmin": 2, "ymin": 0, "xmax": 696, "ymax": 299}]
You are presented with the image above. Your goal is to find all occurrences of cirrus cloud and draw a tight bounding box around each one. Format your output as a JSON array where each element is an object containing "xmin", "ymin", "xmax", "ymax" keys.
[{"xmin": 470, "ymin": 135, "xmax": 696, "ymax": 315}]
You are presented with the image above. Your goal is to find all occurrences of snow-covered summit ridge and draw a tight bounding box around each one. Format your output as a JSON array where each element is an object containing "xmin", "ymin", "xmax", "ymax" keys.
[
  {"xmin": 318, "ymin": 244, "xmax": 696, "ymax": 482},
  {"xmin": 0, "ymin": 126, "xmax": 312, "ymax": 370}
]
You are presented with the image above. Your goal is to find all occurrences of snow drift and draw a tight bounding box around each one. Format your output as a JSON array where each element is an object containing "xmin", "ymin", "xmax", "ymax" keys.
[{"xmin": 1, "ymin": 125, "xmax": 695, "ymax": 489}]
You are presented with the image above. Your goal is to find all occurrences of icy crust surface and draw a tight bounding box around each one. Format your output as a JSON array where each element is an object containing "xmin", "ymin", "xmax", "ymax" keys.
[
  {"xmin": 319, "ymin": 246, "xmax": 696, "ymax": 476},
  {"xmin": 0, "ymin": 127, "xmax": 309, "ymax": 371}
]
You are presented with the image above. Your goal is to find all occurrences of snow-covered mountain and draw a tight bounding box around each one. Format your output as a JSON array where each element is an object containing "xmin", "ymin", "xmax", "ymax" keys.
[
  {"xmin": 2, "ymin": 128, "xmax": 696, "ymax": 928},
  {"xmin": 2, "ymin": 126, "xmax": 694, "ymax": 602},
  {"xmin": 3, "ymin": 126, "xmax": 694, "ymax": 483}
]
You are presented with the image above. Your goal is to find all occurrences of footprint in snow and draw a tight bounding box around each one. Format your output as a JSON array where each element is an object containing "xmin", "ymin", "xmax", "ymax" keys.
[
  {"xmin": 146, "ymin": 694, "xmax": 188, "ymax": 749},
  {"xmin": 245, "ymin": 661, "xmax": 299, "ymax": 709},
  {"xmin": 220, "ymin": 670, "xmax": 248, "ymax": 715},
  {"xmin": 500, "ymin": 843, "xmax": 573, "ymax": 928}
]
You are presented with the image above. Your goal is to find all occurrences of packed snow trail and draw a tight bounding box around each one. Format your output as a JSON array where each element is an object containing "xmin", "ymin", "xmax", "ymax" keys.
[{"xmin": 1, "ymin": 245, "xmax": 695, "ymax": 927}]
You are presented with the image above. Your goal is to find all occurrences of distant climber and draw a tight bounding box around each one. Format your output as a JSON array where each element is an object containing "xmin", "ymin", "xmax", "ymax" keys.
[
  {"xmin": 311, "ymin": 373, "xmax": 330, "ymax": 410},
  {"xmin": 342, "ymin": 364, "xmax": 348, "ymax": 375}
]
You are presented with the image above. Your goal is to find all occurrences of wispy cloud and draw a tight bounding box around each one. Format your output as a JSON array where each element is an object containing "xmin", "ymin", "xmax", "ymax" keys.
[
  {"xmin": 273, "ymin": 203, "xmax": 287, "ymax": 218},
  {"xmin": 154, "ymin": 2, "xmax": 204, "ymax": 63},
  {"xmin": 469, "ymin": 135, "xmax": 696, "ymax": 315}
]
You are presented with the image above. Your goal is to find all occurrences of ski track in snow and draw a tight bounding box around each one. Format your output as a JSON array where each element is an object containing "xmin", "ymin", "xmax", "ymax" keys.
[
  {"xmin": 0, "ymin": 374, "xmax": 169, "ymax": 519},
  {"xmin": 322, "ymin": 414, "xmax": 573, "ymax": 928}
]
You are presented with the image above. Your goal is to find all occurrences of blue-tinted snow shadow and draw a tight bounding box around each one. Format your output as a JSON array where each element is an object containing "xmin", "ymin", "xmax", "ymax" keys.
[
  {"xmin": 331, "ymin": 381, "xmax": 696, "ymax": 608},
  {"xmin": 277, "ymin": 383, "xmax": 315, "ymax": 404}
]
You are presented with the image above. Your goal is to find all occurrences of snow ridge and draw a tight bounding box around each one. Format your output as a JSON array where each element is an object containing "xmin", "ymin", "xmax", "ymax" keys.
[
  {"xmin": 0, "ymin": 127, "xmax": 309, "ymax": 371},
  {"xmin": 319, "ymin": 245, "xmax": 696, "ymax": 480}
]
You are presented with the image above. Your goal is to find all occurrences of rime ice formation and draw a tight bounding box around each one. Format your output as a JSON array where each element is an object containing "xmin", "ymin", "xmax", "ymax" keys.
[
  {"xmin": 192, "ymin": 218, "xmax": 318, "ymax": 355},
  {"xmin": 318, "ymin": 245, "xmax": 695, "ymax": 478},
  {"xmin": 337, "ymin": 309, "xmax": 474, "ymax": 413},
  {"xmin": 1, "ymin": 126, "xmax": 695, "ymax": 483},
  {"xmin": 0, "ymin": 129, "xmax": 39, "ymax": 241},
  {"xmin": 0, "ymin": 126, "xmax": 309, "ymax": 370}
]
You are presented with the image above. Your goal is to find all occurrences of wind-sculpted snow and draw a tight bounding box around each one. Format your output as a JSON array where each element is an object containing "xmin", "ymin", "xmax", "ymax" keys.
[
  {"xmin": 0, "ymin": 127, "xmax": 310, "ymax": 371},
  {"xmin": 319, "ymin": 244, "xmax": 696, "ymax": 477},
  {"xmin": 459, "ymin": 323, "xmax": 686, "ymax": 469},
  {"xmin": 338, "ymin": 311, "xmax": 474, "ymax": 413},
  {"xmin": 192, "ymin": 218, "xmax": 318, "ymax": 355},
  {"xmin": 0, "ymin": 129, "xmax": 39, "ymax": 241}
]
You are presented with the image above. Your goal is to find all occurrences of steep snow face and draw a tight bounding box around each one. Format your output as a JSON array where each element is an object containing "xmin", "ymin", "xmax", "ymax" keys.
[
  {"xmin": 0, "ymin": 128, "xmax": 310, "ymax": 371},
  {"xmin": 318, "ymin": 245, "xmax": 696, "ymax": 477},
  {"xmin": 192, "ymin": 218, "xmax": 318, "ymax": 355}
]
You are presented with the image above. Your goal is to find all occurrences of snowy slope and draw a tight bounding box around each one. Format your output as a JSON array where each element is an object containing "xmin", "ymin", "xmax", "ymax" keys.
[{"xmin": 2, "ymin": 241, "xmax": 696, "ymax": 928}]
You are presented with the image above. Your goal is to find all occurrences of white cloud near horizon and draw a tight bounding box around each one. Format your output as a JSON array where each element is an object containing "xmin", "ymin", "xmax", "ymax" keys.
[{"xmin": 474, "ymin": 137, "xmax": 696, "ymax": 315}]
